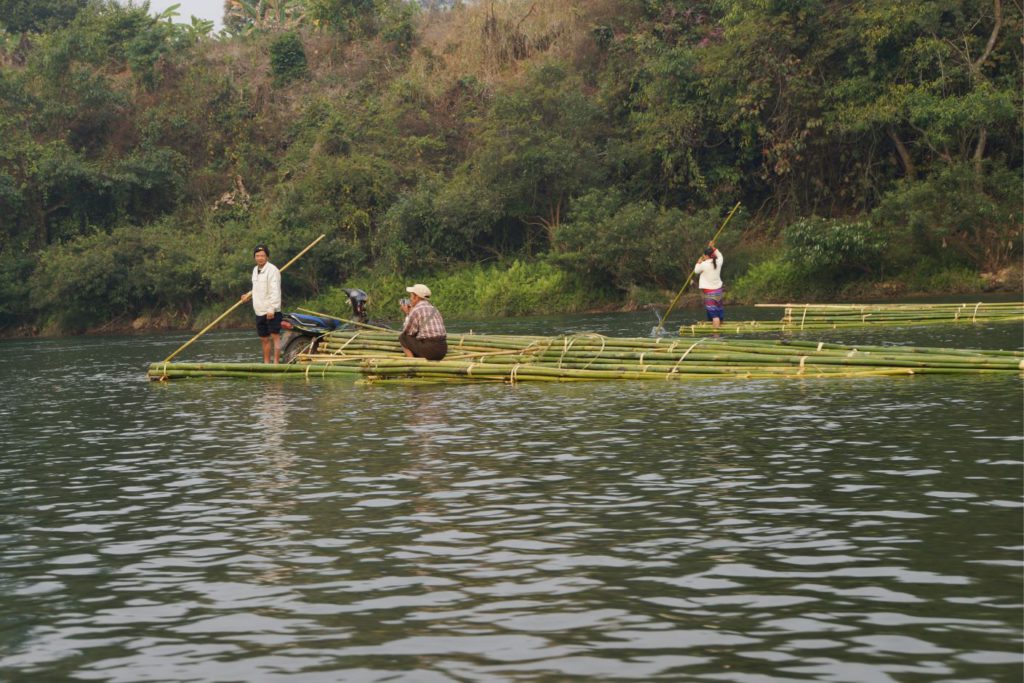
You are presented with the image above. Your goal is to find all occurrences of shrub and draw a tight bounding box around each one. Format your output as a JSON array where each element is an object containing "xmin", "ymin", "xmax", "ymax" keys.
[
  {"xmin": 375, "ymin": 175, "xmax": 506, "ymax": 273},
  {"xmin": 730, "ymin": 257, "xmax": 814, "ymax": 302},
  {"xmin": 25, "ymin": 220, "xmax": 231, "ymax": 331},
  {"xmin": 430, "ymin": 260, "xmax": 597, "ymax": 317},
  {"xmin": 871, "ymin": 164, "xmax": 1021, "ymax": 271},
  {"xmin": 305, "ymin": 260, "xmax": 600, "ymax": 321},
  {"xmin": 554, "ymin": 189, "xmax": 733, "ymax": 292},
  {"xmin": 269, "ymin": 31, "xmax": 308, "ymax": 84},
  {"xmin": 782, "ymin": 216, "xmax": 884, "ymax": 281},
  {"xmin": 0, "ymin": 248, "xmax": 33, "ymax": 329},
  {"xmin": 899, "ymin": 260, "xmax": 984, "ymax": 294}
]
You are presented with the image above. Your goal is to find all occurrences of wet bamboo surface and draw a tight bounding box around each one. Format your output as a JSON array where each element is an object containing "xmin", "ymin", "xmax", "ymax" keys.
[
  {"xmin": 679, "ymin": 301, "xmax": 1024, "ymax": 335},
  {"xmin": 148, "ymin": 329, "xmax": 1024, "ymax": 384}
]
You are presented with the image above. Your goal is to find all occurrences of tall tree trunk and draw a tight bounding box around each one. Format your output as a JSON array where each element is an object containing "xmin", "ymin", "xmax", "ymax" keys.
[
  {"xmin": 969, "ymin": 0, "xmax": 1000, "ymax": 181},
  {"xmin": 973, "ymin": 126, "xmax": 987, "ymax": 178},
  {"xmin": 887, "ymin": 128, "xmax": 915, "ymax": 178}
]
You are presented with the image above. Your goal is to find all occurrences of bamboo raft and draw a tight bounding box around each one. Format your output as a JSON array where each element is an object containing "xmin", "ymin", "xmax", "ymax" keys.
[
  {"xmin": 679, "ymin": 301, "xmax": 1024, "ymax": 335},
  {"xmin": 148, "ymin": 329, "xmax": 1024, "ymax": 384}
]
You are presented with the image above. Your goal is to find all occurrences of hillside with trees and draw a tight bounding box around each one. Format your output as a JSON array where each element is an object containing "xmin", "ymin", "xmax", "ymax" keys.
[{"xmin": 0, "ymin": 0, "xmax": 1019, "ymax": 335}]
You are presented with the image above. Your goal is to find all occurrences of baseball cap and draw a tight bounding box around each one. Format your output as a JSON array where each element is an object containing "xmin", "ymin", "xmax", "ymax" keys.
[{"xmin": 405, "ymin": 283, "xmax": 431, "ymax": 299}]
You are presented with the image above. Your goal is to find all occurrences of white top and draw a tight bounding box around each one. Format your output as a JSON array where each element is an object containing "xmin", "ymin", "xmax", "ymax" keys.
[
  {"xmin": 251, "ymin": 262, "xmax": 281, "ymax": 315},
  {"xmin": 693, "ymin": 248, "xmax": 724, "ymax": 290}
]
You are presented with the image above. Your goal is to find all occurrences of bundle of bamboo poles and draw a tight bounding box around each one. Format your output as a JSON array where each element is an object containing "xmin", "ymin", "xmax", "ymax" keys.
[
  {"xmin": 679, "ymin": 301, "xmax": 1024, "ymax": 335},
  {"xmin": 147, "ymin": 329, "xmax": 1024, "ymax": 383}
]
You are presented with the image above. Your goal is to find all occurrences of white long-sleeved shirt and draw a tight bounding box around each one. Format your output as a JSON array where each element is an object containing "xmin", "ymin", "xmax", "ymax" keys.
[
  {"xmin": 251, "ymin": 263, "xmax": 281, "ymax": 315},
  {"xmin": 693, "ymin": 248, "xmax": 724, "ymax": 290}
]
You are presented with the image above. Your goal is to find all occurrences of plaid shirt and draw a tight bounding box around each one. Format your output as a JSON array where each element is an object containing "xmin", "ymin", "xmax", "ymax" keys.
[{"xmin": 402, "ymin": 300, "xmax": 446, "ymax": 339}]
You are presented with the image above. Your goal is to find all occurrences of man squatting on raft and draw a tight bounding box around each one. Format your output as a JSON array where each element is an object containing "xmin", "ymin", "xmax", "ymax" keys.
[
  {"xmin": 398, "ymin": 284, "xmax": 447, "ymax": 361},
  {"xmin": 694, "ymin": 242, "xmax": 725, "ymax": 329},
  {"xmin": 240, "ymin": 244, "xmax": 282, "ymax": 364}
]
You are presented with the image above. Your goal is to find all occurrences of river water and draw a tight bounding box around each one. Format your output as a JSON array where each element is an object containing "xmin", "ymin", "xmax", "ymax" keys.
[{"xmin": 1, "ymin": 309, "xmax": 1021, "ymax": 681}]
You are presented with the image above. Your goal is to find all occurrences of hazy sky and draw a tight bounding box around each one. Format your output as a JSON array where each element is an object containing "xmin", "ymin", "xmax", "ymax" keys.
[{"xmin": 145, "ymin": 0, "xmax": 225, "ymax": 30}]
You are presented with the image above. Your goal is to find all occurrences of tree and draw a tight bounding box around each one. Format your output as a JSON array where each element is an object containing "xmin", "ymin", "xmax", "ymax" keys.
[
  {"xmin": 554, "ymin": 189, "xmax": 724, "ymax": 292},
  {"xmin": 466, "ymin": 62, "xmax": 606, "ymax": 251},
  {"xmin": 305, "ymin": 0, "xmax": 379, "ymax": 35},
  {"xmin": 610, "ymin": 0, "xmax": 733, "ymax": 206},
  {"xmin": 0, "ymin": 0, "xmax": 86, "ymax": 33},
  {"xmin": 269, "ymin": 30, "xmax": 307, "ymax": 83},
  {"xmin": 829, "ymin": 0, "xmax": 1018, "ymax": 182},
  {"xmin": 223, "ymin": 0, "xmax": 306, "ymax": 35}
]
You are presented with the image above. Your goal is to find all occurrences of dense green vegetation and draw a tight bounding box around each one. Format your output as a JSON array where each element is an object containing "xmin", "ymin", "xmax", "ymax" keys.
[{"xmin": 0, "ymin": 0, "xmax": 1019, "ymax": 334}]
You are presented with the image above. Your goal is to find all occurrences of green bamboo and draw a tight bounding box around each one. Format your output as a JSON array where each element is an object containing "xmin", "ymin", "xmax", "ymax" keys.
[
  {"xmin": 674, "ymin": 302, "xmax": 1024, "ymax": 335},
  {"xmin": 149, "ymin": 326, "xmax": 1023, "ymax": 383}
]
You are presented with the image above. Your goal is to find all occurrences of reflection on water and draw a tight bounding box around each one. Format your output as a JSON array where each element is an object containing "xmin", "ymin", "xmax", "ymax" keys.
[{"xmin": 0, "ymin": 315, "xmax": 1021, "ymax": 681}]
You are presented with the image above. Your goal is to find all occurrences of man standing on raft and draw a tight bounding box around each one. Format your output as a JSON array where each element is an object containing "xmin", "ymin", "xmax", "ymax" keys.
[
  {"xmin": 240, "ymin": 244, "xmax": 282, "ymax": 363},
  {"xmin": 694, "ymin": 242, "xmax": 724, "ymax": 329},
  {"xmin": 398, "ymin": 284, "xmax": 447, "ymax": 361}
]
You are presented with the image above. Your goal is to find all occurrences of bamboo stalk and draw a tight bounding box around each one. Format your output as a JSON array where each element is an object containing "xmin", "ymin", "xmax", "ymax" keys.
[
  {"xmin": 149, "ymin": 325, "xmax": 1023, "ymax": 383},
  {"xmin": 295, "ymin": 306, "xmax": 394, "ymax": 332}
]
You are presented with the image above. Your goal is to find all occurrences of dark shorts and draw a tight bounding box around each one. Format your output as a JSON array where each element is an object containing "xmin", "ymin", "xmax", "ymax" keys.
[
  {"xmin": 256, "ymin": 312, "xmax": 283, "ymax": 337},
  {"xmin": 399, "ymin": 331, "xmax": 447, "ymax": 361}
]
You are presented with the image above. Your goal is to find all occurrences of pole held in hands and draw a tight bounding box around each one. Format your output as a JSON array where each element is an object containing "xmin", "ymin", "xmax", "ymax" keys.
[
  {"xmin": 161, "ymin": 233, "xmax": 327, "ymax": 364},
  {"xmin": 654, "ymin": 202, "xmax": 741, "ymax": 335}
]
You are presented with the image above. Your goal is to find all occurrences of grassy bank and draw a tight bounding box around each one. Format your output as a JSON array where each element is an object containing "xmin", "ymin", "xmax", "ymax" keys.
[
  {"xmin": 7, "ymin": 252, "xmax": 1017, "ymax": 339},
  {"xmin": 305, "ymin": 259, "xmax": 609, "ymax": 322}
]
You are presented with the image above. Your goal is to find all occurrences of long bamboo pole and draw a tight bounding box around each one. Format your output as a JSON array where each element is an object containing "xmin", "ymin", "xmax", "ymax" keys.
[
  {"xmin": 654, "ymin": 201, "xmax": 741, "ymax": 334},
  {"xmin": 670, "ymin": 301, "xmax": 1024, "ymax": 334},
  {"xmin": 296, "ymin": 307, "xmax": 394, "ymax": 333},
  {"xmin": 313, "ymin": 331, "xmax": 1023, "ymax": 366},
  {"xmin": 161, "ymin": 234, "xmax": 327, "ymax": 363}
]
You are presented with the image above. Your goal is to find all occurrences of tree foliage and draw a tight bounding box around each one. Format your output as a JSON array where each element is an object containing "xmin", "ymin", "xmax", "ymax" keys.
[
  {"xmin": 269, "ymin": 30, "xmax": 307, "ymax": 83},
  {"xmin": 0, "ymin": 0, "xmax": 86, "ymax": 33},
  {"xmin": 0, "ymin": 0, "xmax": 1019, "ymax": 333}
]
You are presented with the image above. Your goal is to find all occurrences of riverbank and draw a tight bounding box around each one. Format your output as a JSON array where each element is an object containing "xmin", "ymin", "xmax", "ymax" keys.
[{"xmin": 4, "ymin": 270, "xmax": 1018, "ymax": 340}]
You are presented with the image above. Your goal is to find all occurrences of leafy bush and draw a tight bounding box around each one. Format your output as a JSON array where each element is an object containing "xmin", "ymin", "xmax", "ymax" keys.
[
  {"xmin": 375, "ymin": 174, "xmax": 506, "ymax": 273},
  {"xmin": 305, "ymin": 0, "xmax": 379, "ymax": 37},
  {"xmin": 554, "ymin": 189, "xmax": 731, "ymax": 292},
  {"xmin": 0, "ymin": 248, "xmax": 33, "ymax": 329},
  {"xmin": 730, "ymin": 257, "xmax": 813, "ymax": 302},
  {"xmin": 22, "ymin": 216, "xmax": 279, "ymax": 332},
  {"xmin": 0, "ymin": 0, "xmax": 87, "ymax": 33},
  {"xmin": 782, "ymin": 216, "xmax": 884, "ymax": 280},
  {"xmin": 870, "ymin": 164, "xmax": 1021, "ymax": 271},
  {"xmin": 379, "ymin": 0, "xmax": 417, "ymax": 53},
  {"xmin": 429, "ymin": 260, "xmax": 597, "ymax": 317},
  {"xmin": 898, "ymin": 260, "xmax": 984, "ymax": 294},
  {"xmin": 269, "ymin": 31, "xmax": 308, "ymax": 84},
  {"xmin": 306, "ymin": 260, "xmax": 599, "ymax": 321},
  {"xmin": 268, "ymin": 152, "xmax": 400, "ymax": 290},
  {"xmin": 729, "ymin": 217, "xmax": 885, "ymax": 301},
  {"xmin": 28, "ymin": 223, "xmax": 203, "ymax": 331}
]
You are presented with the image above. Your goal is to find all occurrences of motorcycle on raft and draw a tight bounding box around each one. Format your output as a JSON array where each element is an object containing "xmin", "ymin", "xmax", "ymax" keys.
[{"xmin": 279, "ymin": 288, "xmax": 388, "ymax": 364}]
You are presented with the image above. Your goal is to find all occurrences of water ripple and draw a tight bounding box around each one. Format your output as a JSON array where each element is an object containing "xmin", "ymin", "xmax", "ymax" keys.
[{"xmin": 0, "ymin": 324, "xmax": 1021, "ymax": 681}]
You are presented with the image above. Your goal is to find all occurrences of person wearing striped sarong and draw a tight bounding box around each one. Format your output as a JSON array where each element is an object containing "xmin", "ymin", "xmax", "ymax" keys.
[{"xmin": 694, "ymin": 244, "xmax": 725, "ymax": 329}]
